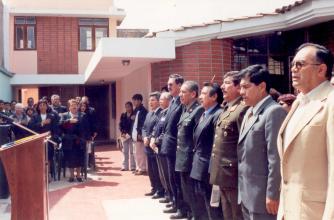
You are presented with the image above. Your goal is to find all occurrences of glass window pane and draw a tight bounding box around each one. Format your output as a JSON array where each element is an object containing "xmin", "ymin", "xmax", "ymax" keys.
[
  {"xmin": 15, "ymin": 17, "xmax": 25, "ymax": 24},
  {"xmin": 27, "ymin": 26, "xmax": 35, "ymax": 49},
  {"xmin": 80, "ymin": 27, "xmax": 93, "ymax": 50},
  {"xmin": 79, "ymin": 18, "xmax": 94, "ymax": 26},
  {"xmin": 94, "ymin": 18, "xmax": 108, "ymax": 26},
  {"xmin": 26, "ymin": 17, "xmax": 36, "ymax": 24},
  {"xmin": 15, "ymin": 26, "xmax": 25, "ymax": 49},
  {"xmin": 95, "ymin": 28, "xmax": 108, "ymax": 48}
]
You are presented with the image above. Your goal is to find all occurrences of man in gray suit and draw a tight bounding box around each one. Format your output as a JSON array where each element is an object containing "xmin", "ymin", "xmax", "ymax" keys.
[{"xmin": 237, "ymin": 65, "xmax": 286, "ymax": 220}]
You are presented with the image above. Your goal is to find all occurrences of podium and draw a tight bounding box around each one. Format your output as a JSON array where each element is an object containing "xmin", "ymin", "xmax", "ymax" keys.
[{"xmin": 0, "ymin": 133, "xmax": 49, "ymax": 220}]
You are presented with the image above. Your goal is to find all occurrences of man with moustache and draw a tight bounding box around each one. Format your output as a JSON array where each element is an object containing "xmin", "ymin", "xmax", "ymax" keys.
[
  {"xmin": 159, "ymin": 74, "xmax": 184, "ymax": 216},
  {"xmin": 142, "ymin": 92, "xmax": 164, "ymax": 198},
  {"xmin": 237, "ymin": 65, "xmax": 286, "ymax": 220},
  {"xmin": 175, "ymin": 81, "xmax": 204, "ymax": 219},
  {"xmin": 277, "ymin": 43, "xmax": 334, "ymax": 220},
  {"xmin": 190, "ymin": 83, "xmax": 223, "ymax": 220},
  {"xmin": 210, "ymin": 71, "xmax": 248, "ymax": 220}
]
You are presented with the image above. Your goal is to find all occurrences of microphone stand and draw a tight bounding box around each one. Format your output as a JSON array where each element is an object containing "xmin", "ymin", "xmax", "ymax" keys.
[{"xmin": 0, "ymin": 113, "xmax": 58, "ymax": 147}]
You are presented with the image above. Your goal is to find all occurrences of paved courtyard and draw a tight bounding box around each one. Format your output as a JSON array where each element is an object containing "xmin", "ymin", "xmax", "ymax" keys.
[{"xmin": 0, "ymin": 146, "xmax": 172, "ymax": 220}]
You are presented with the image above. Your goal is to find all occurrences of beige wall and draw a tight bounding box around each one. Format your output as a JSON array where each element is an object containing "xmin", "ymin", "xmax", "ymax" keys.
[
  {"xmin": 6, "ymin": 0, "xmax": 115, "ymax": 11},
  {"xmin": 115, "ymin": 65, "xmax": 152, "ymax": 137},
  {"xmin": 78, "ymin": 52, "xmax": 94, "ymax": 74},
  {"xmin": 9, "ymin": 16, "xmax": 38, "ymax": 74},
  {"xmin": 109, "ymin": 18, "xmax": 117, "ymax": 37},
  {"xmin": 21, "ymin": 87, "xmax": 39, "ymax": 106}
]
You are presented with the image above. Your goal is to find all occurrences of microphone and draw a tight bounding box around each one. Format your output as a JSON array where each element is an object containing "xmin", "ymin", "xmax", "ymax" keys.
[{"xmin": 0, "ymin": 113, "xmax": 14, "ymax": 123}]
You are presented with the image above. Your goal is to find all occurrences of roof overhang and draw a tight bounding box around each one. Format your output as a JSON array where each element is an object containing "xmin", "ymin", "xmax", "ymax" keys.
[
  {"xmin": 154, "ymin": 0, "xmax": 334, "ymax": 46},
  {"xmin": 7, "ymin": 8, "xmax": 126, "ymax": 21},
  {"xmin": 84, "ymin": 38, "xmax": 175, "ymax": 84},
  {"xmin": 10, "ymin": 74, "xmax": 85, "ymax": 86}
]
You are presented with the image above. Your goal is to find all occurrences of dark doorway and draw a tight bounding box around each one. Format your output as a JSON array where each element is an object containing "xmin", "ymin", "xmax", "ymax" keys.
[{"xmin": 84, "ymin": 85, "xmax": 110, "ymax": 140}]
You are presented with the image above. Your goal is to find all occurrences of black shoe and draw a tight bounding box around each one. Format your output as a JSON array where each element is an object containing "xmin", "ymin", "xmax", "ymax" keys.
[
  {"xmin": 165, "ymin": 203, "xmax": 173, "ymax": 208},
  {"xmin": 159, "ymin": 198, "xmax": 170, "ymax": 203},
  {"xmin": 163, "ymin": 207, "xmax": 177, "ymax": 214},
  {"xmin": 170, "ymin": 210, "xmax": 187, "ymax": 219},
  {"xmin": 152, "ymin": 193, "xmax": 164, "ymax": 199},
  {"xmin": 120, "ymin": 168, "xmax": 128, "ymax": 171},
  {"xmin": 68, "ymin": 177, "xmax": 75, "ymax": 182},
  {"xmin": 77, "ymin": 177, "xmax": 83, "ymax": 182},
  {"xmin": 144, "ymin": 191, "xmax": 156, "ymax": 196}
]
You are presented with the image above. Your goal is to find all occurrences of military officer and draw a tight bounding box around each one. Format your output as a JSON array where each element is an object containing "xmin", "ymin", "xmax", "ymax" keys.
[
  {"xmin": 209, "ymin": 71, "xmax": 248, "ymax": 220},
  {"xmin": 175, "ymin": 81, "xmax": 204, "ymax": 219}
]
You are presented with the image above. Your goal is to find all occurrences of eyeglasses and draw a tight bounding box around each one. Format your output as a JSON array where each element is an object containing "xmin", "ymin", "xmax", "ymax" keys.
[{"xmin": 291, "ymin": 60, "xmax": 322, "ymax": 69}]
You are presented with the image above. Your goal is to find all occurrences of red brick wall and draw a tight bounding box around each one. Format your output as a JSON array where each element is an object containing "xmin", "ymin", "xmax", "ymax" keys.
[
  {"xmin": 151, "ymin": 39, "xmax": 232, "ymax": 91},
  {"xmin": 37, "ymin": 17, "xmax": 78, "ymax": 74}
]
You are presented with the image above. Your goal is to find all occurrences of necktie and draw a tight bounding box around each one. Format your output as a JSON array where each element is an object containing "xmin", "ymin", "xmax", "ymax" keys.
[{"xmin": 241, "ymin": 108, "xmax": 253, "ymax": 133}]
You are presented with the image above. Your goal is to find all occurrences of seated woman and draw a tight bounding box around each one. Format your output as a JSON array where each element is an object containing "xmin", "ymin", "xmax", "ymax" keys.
[{"xmin": 60, "ymin": 99, "xmax": 89, "ymax": 182}]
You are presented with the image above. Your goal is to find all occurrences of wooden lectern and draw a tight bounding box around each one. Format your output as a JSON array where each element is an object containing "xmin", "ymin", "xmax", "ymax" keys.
[{"xmin": 0, "ymin": 133, "xmax": 49, "ymax": 220}]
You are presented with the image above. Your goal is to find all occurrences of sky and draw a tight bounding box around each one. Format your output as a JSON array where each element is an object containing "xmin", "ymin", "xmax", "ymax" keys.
[{"xmin": 114, "ymin": 0, "xmax": 298, "ymax": 32}]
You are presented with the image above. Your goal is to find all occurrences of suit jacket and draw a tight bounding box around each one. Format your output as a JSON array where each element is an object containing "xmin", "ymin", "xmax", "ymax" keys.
[
  {"xmin": 28, "ymin": 112, "xmax": 59, "ymax": 137},
  {"xmin": 142, "ymin": 107, "xmax": 162, "ymax": 155},
  {"xmin": 132, "ymin": 104, "xmax": 148, "ymax": 141},
  {"xmin": 160, "ymin": 96, "xmax": 183, "ymax": 156},
  {"xmin": 59, "ymin": 112, "xmax": 90, "ymax": 150},
  {"xmin": 175, "ymin": 101, "xmax": 204, "ymax": 172},
  {"xmin": 151, "ymin": 108, "xmax": 168, "ymax": 152},
  {"xmin": 190, "ymin": 104, "xmax": 221, "ymax": 181},
  {"xmin": 277, "ymin": 81, "xmax": 334, "ymax": 220},
  {"xmin": 209, "ymin": 97, "xmax": 248, "ymax": 188},
  {"xmin": 237, "ymin": 96, "xmax": 286, "ymax": 214}
]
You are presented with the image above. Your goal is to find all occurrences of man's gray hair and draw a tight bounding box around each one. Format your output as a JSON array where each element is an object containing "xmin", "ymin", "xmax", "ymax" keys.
[
  {"xmin": 15, "ymin": 103, "xmax": 24, "ymax": 109},
  {"xmin": 160, "ymin": 92, "xmax": 172, "ymax": 101},
  {"xmin": 183, "ymin": 80, "xmax": 199, "ymax": 97},
  {"xmin": 51, "ymin": 94, "xmax": 60, "ymax": 100}
]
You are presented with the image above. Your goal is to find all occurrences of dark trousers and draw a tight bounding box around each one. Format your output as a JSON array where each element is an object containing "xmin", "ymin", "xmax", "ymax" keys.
[
  {"xmin": 156, "ymin": 155, "xmax": 171, "ymax": 198},
  {"xmin": 147, "ymin": 153, "xmax": 164, "ymax": 194},
  {"xmin": 193, "ymin": 177, "xmax": 223, "ymax": 220},
  {"xmin": 220, "ymin": 188, "xmax": 243, "ymax": 220},
  {"xmin": 166, "ymin": 155, "xmax": 186, "ymax": 212},
  {"xmin": 180, "ymin": 172, "xmax": 202, "ymax": 218},
  {"xmin": 241, "ymin": 203, "xmax": 276, "ymax": 220}
]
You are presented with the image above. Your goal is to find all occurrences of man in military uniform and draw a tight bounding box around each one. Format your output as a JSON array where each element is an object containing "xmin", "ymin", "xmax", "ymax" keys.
[
  {"xmin": 175, "ymin": 81, "xmax": 204, "ymax": 219},
  {"xmin": 190, "ymin": 82, "xmax": 223, "ymax": 220},
  {"xmin": 209, "ymin": 71, "xmax": 248, "ymax": 220}
]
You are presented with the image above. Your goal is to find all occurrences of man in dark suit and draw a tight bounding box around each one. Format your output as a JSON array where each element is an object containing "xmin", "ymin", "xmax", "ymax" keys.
[
  {"xmin": 159, "ymin": 74, "xmax": 184, "ymax": 216},
  {"xmin": 190, "ymin": 83, "xmax": 223, "ymax": 220},
  {"xmin": 131, "ymin": 94, "xmax": 148, "ymax": 175},
  {"xmin": 237, "ymin": 65, "xmax": 286, "ymax": 220},
  {"xmin": 50, "ymin": 94, "xmax": 67, "ymax": 114},
  {"xmin": 210, "ymin": 71, "xmax": 248, "ymax": 220},
  {"xmin": 175, "ymin": 81, "xmax": 204, "ymax": 219},
  {"xmin": 150, "ymin": 92, "xmax": 173, "ymax": 204},
  {"xmin": 142, "ymin": 92, "xmax": 164, "ymax": 198}
]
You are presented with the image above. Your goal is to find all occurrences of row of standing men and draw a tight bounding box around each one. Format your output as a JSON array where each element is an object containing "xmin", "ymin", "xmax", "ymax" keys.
[{"xmin": 120, "ymin": 42, "xmax": 334, "ymax": 220}]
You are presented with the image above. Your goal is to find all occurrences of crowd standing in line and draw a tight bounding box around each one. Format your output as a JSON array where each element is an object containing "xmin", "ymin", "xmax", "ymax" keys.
[
  {"xmin": 118, "ymin": 42, "xmax": 334, "ymax": 220},
  {"xmin": 0, "ymin": 95, "xmax": 98, "ymax": 183}
]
